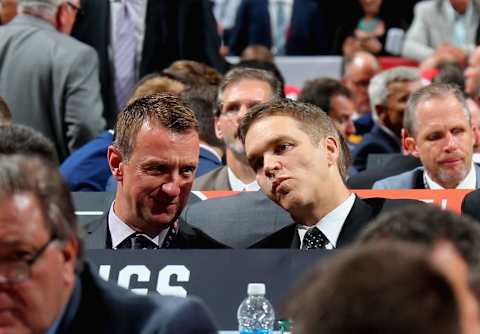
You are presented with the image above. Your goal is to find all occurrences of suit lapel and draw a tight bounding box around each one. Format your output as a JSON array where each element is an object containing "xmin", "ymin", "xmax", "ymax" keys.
[
  {"xmin": 474, "ymin": 164, "xmax": 480, "ymax": 188},
  {"xmin": 84, "ymin": 213, "xmax": 110, "ymax": 249},
  {"xmin": 336, "ymin": 197, "xmax": 374, "ymax": 247}
]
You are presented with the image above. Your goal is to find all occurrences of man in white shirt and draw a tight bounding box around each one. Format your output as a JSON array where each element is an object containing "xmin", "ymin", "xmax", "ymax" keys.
[
  {"xmin": 374, "ymin": 83, "xmax": 480, "ymax": 189},
  {"xmin": 84, "ymin": 94, "xmax": 225, "ymax": 249},
  {"xmin": 193, "ymin": 67, "xmax": 283, "ymax": 191},
  {"xmin": 239, "ymin": 99, "xmax": 413, "ymax": 249}
]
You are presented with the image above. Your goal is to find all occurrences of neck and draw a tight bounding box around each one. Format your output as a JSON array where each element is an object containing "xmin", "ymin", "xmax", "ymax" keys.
[
  {"xmin": 292, "ymin": 177, "xmax": 351, "ymax": 227},
  {"xmin": 225, "ymin": 150, "xmax": 256, "ymax": 184}
]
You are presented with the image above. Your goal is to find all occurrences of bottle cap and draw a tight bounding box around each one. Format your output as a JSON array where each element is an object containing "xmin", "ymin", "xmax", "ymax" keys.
[{"xmin": 247, "ymin": 283, "xmax": 266, "ymax": 296}]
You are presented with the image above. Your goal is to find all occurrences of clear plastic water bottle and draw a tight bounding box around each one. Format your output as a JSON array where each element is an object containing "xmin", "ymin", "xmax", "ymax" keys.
[{"xmin": 237, "ymin": 283, "xmax": 275, "ymax": 334}]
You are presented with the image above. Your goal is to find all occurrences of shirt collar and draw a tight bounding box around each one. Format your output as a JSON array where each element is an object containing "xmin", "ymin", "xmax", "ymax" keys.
[
  {"xmin": 424, "ymin": 162, "xmax": 477, "ymax": 189},
  {"xmin": 297, "ymin": 193, "xmax": 356, "ymax": 249},
  {"xmin": 108, "ymin": 202, "xmax": 171, "ymax": 248},
  {"xmin": 444, "ymin": 0, "xmax": 474, "ymax": 22},
  {"xmin": 227, "ymin": 167, "xmax": 260, "ymax": 191}
]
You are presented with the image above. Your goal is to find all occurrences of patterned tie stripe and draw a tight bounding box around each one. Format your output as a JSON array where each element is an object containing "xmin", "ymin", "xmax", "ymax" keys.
[{"xmin": 302, "ymin": 227, "xmax": 330, "ymax": 250}]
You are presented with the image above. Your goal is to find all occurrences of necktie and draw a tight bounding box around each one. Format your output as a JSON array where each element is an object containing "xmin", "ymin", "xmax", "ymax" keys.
[
  {"xmin": 302, "ymin": 227, "xmax": 330, "ymax": 250},
  {"xmin": 113, "ymin": 2, "xmax": 137, "ymax": 113},
  {"xmin": 161, "ymin": 225, "xmax": 177, "ymax": 248},
  {"xmin": 117, "ymin": 233, "xmax": 159, "ymax": 250},
  {"xmin": 274, "ymin": 1, "xmax": 287, "ymax": 55}
]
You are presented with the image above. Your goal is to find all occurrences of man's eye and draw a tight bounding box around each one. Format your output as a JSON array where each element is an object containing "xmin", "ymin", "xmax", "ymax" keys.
[
  {"xmin": 451, "ymin": 127, "xmax": 465, "ymax": 135},
  {"xmin": 426, "ymin": 133, "xmax": 441, "ymax": 141},
  {"xmin": 180, "ymin": 167, "xmax": 196, "ymax": 176},
  {"xmin": 275, "ymin": 143, "xmax": 292, "ymax": 154}
]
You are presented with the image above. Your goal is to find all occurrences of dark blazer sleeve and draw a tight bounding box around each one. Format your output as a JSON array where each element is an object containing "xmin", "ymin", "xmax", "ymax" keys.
[{"xmin": 462, "ymin": 190, "xmax": 480, "ymax": 222}]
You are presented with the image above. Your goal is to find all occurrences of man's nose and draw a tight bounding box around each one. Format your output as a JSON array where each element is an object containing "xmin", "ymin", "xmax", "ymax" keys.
[
  {"xmin": 161, "ymin": 175, "xmax": 181, "ymax": 197},
  {"xmin": 264, "ymin": 154, "xmax": 281, "ymax": 179}
]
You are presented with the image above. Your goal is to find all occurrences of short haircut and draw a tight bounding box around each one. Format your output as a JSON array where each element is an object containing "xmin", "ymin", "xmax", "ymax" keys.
[
  {"xmin": 358, "ymin": 204, "xmax": 480, "ymax": 276},
  {"xmin": 161, "ymin": 60, "xmax": 223, "ymax": 87},
  {"xmin": 233, "ymin": 59, "xmax": 286, "ymax": 93},
  {"xmin": 0, "ymin": 154, "xmax": 84, "ymax": 272},
  {"xmin": 239, "ymin": 99, "xmax": 349, "ymax": 180},
  {"xmin": 287, "ymin": 242, "xmax": 460, "ymax": 334},
  {"xmin": 130, "ymin": 73, "xmax": 185, "ymax": 102},
  {"xmin": 113, "ymin": 93, "xmax": 198, "ymax": 160},
  {"xmin": 404, "ymin": 83, "xmax": 470, "ymax": 136},
  {"xmin": 298, "ymin": 78, "xmax": 352, "ymax": 115},
  {"xmin": 368, "ymin": 66, "xmax": 420, "ymax": 120},
  {"xmin": 216, "ymin": 67, "xmax": 283, "ymax": 117},
  {"xmin": 181, "ymin": 86, "xmax": 225, "ymax": 149},
  {"xmin": 18, "ymin": 0, "xmax": 62, "ymax": 17},
  {"xmin": 0, "ymin": 124, "xmax": 58, "ymax": 164},
  {"xmin": 0, "ymin": 96, "xmax": 12, "ymax": 124},
  {"xmin": 343, "ymin": 51, "xmax": 380, "ymax": 76}
]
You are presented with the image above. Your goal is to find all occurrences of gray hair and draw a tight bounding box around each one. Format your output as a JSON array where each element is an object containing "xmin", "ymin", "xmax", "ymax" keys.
[
  {"xmin": 18, "ymin": 0, "xmax": 63, "ymax": 18},
  {"xmin": 368, "ymin": 66, "xmax": 421, "ymax": 122},
  {"xmin": 0, "ymin": 154, "xmax": 84, "ymax": 272},
  {"xmin": 216, "ymin": 67, "xmax": 282, "ymax": 116},
  {"xmin": 404, "ymin": 83, "xmax": 470, "ymax": 137}
]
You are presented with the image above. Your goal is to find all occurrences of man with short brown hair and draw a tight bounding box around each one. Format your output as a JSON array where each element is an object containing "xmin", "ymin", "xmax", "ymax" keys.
[{"xmin": 85, "ymin": 93, "xmax": 224, "ymax": 249}]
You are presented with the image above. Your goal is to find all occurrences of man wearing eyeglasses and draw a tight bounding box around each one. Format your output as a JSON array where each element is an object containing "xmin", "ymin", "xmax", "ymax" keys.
[
  {"xmin": 0, "ymin": 154, "xmax": 218, "ymax": 334},
  {"xmin": 0, "ymin": 0, "xmax": 105, "ymax": 162}
]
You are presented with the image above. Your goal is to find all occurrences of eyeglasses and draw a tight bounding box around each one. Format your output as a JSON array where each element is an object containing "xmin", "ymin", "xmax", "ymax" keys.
[
  {"xmin": 66, "ymin": 1, "xmax": 83, "ymax": 15},
  {"xmin": 0, "ymin": 237, "xmax": 57, "ymax": 284}
]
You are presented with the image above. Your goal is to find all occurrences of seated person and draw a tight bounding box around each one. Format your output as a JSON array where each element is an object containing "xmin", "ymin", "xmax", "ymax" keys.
[
  {"xmin": 0, "ymin": 154, "xmax": 218, "ymax": 334},
  {"xmin": 374, "ymin": 83, "xmax": 480, "ymax": 189},
  {"xmin": 352, "ymin": 66, "xmax": 421, "ymax": 172}
]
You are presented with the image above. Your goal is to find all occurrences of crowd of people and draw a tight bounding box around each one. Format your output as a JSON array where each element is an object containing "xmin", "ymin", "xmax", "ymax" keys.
[{"xmin": 3, "ymin": 0, "xmax": 480, "ymax": 333}]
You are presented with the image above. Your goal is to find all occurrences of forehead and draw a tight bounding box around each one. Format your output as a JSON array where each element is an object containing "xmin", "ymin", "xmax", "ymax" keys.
[
  {"xmin": 245, "ymin": 116, "xmax": 310, "ymax": 151},
  {"xmin": 131, "ymin": 122, "xmax": 199, "ymax": 159},
  {"xmin": 0, "ymin": 193, "xmax": 49, "ymax": 245},
  {"xmin": 223, "ymin": 79, "xmax": 272, "ymax": 101},
  {"xmin": 470, "ymin": 49, "xmax": 480, "ymax": 67},
  {"xmin": 331, "ymin": 94, "xmax": 355, "ymax": 112},
  {"xmin": 415, "ymin": 95, "xmax": 468, "ymax": 129}
]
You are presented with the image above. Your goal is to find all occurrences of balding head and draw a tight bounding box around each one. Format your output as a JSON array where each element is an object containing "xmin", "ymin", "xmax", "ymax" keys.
[{"xmin": 343, "ymin": 52, "xmax": 381, "ymax": 115}]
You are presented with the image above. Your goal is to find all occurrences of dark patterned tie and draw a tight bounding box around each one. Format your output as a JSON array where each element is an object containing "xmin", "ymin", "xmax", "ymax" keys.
[
  {"xmin": 161, "ymin": 225, "xmax": 177, "ymax": 248},
  {"xmin": 301, "ymin": 227, "xmax": 330, "ymax": 250},
  {"xmin": 117, "ymin": 233, "xmax": 159, "ymax": 250}
]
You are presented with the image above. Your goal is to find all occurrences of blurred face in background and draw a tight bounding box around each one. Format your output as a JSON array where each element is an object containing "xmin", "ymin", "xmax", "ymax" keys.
[{"xmin": 0, "ymin": 0, "xmax": 17, "ymax": 25}]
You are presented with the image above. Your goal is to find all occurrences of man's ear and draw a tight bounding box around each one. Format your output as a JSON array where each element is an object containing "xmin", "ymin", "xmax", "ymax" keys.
[
  {"xmin": 107, "ymin": 145, "xmax": 124, "ymax": 182},
  {"xmin": 214, "ymin": 116, "xmax": 224, "ymax": 140},
  {"xmin": 324, "ymin": 136, "xmax": 340, "ymax": 167},
  {"xmin": 61, "ymin": 236, "xmax": 78, "ymax": 286},
  {"xmin": 55, "ymin": 2, "xmax": 67, "ymax": 32},
  {"xmin": 404, "ymin": 133, "xmax": 419, "ymax": 158},
  {"xmin": 375, "ymin": 105, "xmax": 387, "ymax": 123}
]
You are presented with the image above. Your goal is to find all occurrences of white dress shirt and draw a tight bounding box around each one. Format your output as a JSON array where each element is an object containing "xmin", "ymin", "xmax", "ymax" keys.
[
  {"xmin": 227, "ymin": 167, "xmax": 260, "ymax": 191},
  {"xmin": 108, "ymin": 202, "xmax": 170, "ymax": 249},
  {"xmin": 424, "ymin": 162, "xmax": 477, "ymax": 189},
  {"xmin": 297, "ymin": 193, "xmax": 356, "ymax": 249}
]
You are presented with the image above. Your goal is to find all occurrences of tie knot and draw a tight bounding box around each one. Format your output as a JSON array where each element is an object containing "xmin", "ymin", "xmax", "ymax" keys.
[
  {"xmin": 118, "ymin": 233, "xmax": 159, "ymax": 250},
  {"xmin": 302, "ymin": 227, "xmax": 330, "ymax": 250}
]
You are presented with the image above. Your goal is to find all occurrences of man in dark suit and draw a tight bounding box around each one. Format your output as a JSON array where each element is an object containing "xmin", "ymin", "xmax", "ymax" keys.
[
  {"xmin": 0, "ymin": 154, "xmax": 218, "ymax": 334},
  {"xmin": 181, "ymin": 191, "xmax": 293, "ymax": 248},
  {"xmin": 85, "ymin": 93, "xmax": 225, "ymax": 249},
  {"xmin": 71, "ymin": 0, "xmax": 226, "ymax": 127},
  {"xmin": 352, "ymin": 66, "xmax": 422, "ymax": 172},
  {"xmin": 238, "ymin": 99, "xmax": 415, "ymax": 249},
  {"xmin": 462, "ymin": 188, "xmax": 480, "ymax": 221},
  {"xmin": 228, "ymin": 0, "xmax": 328, "ymax": 56}
]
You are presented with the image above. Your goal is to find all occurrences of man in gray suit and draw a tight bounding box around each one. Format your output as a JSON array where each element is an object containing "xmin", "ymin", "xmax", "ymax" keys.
[
  {"xmin": 0, "ymin": 0, "xmax": 105, "ymax": 161},
  {"xmin": 402, "ymin": 0, "xmax": 480, "ymax": 62},
  {"xmin": 374, "ymin": 83, "xmax": 480, "ymax": 189},
  {"xmin": 193, "ymin": 67, "xmax": 282, "ymax": 191}
]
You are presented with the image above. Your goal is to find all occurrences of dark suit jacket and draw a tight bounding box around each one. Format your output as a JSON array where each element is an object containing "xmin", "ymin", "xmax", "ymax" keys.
[
  {"xmin": 250, "ymin": 197, "xmax": 418, "ymax": 248},
  {"xmin": 347, "ymin": 155, "xmax": 421, "ymax": 189},
  {"xmin": 352, "ymin": 124, "xmax": 402, "ymax": 172},
  {"xmin": 228, "ymin": 0, "xmax": 328, "ymax": 56},
  {"xmin": 72, "ymin": 0, "xmax": 226, "ymax": 127},
  {"xmin": 181, "ymin": 191, "xmax": 293, "ymax": 248},
  {"xmin": 196, "ymin": 147, "xmax": 223, "ymax": 178},
  {"xmin": 462, "ymin": 189, "xmax": 480, "ymax": 222},
  {"xmin": 60, "ymin": 130, "xmax": 113, "ymax": 192},
  {"xmin": 84, "ymin": 213, "xmax": 227, "ymax": 249},
  {"xmin": 58, "ymin": 264, "xmax": 217, "ymax": 334}
]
